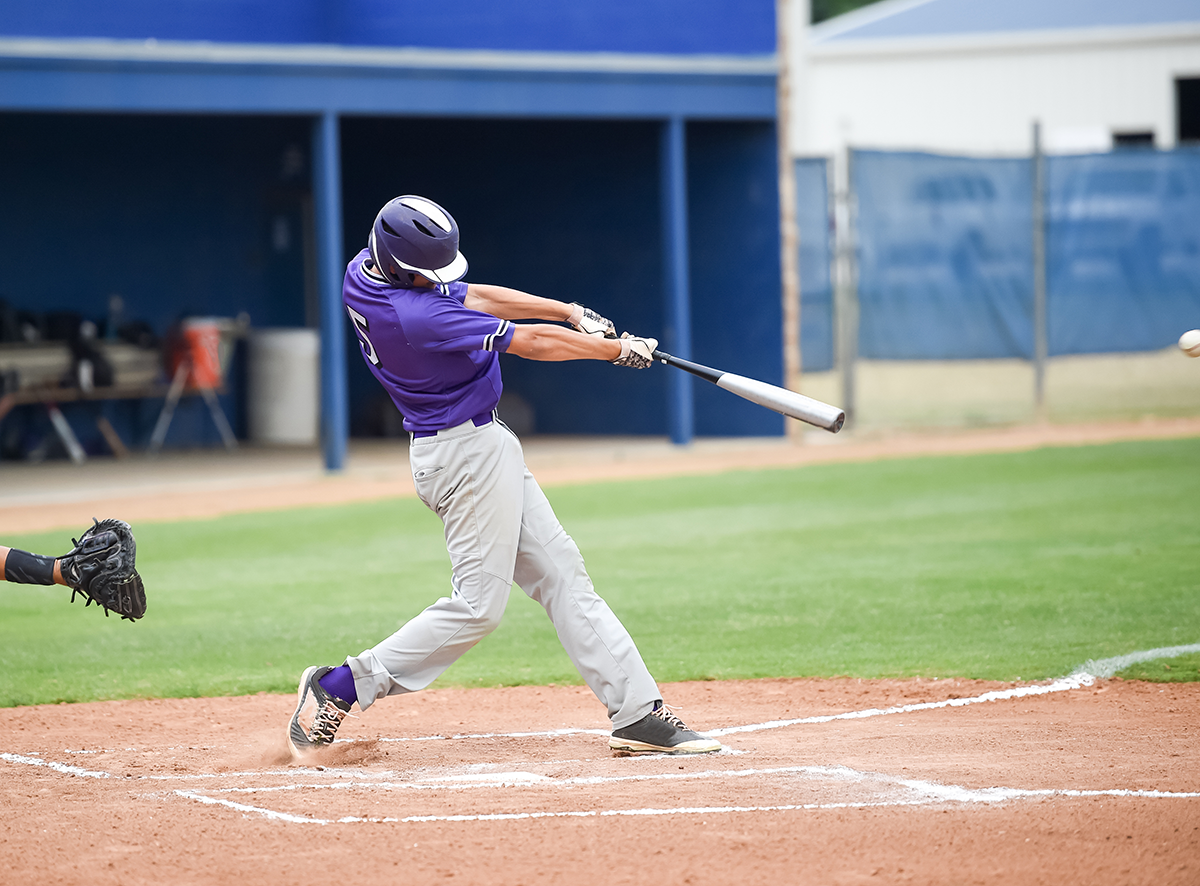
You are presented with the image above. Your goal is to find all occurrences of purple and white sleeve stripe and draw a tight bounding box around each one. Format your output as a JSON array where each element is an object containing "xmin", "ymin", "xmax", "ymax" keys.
[{"xmin": 483, "ymin": 320, "xmax": 511, "ymax": 352}]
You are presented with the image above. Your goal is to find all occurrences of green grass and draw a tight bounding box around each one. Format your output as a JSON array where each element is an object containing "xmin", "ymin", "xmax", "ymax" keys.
[
  {"xmin": 1, "ymin": 437, "xmax": 1198, "ymax": 706},
  {"xmin": 1116, "ymin": 652, "xmax": 1200, "ymax": 683}
]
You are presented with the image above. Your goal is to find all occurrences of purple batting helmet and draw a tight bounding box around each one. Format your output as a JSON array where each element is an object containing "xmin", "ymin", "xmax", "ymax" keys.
[{"xmin": 368, "ymin": 195, "xmax": 468, "ymax": 287}]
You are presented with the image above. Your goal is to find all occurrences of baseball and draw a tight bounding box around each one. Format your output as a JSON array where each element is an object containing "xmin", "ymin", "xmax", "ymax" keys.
[{"xmin": 1180, "ymin": 329, "xmax": 1200, "ymax": 358}]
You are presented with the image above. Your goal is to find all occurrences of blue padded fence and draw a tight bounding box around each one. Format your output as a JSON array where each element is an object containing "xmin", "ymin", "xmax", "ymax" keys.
[
  {"xmin": 853, "ymin": 150, "xmax": 1035, "ymax": 360},
  {"xmin": 845, "ymin": 148, "xmax": 1200, "ymax": 360},
  {"xmin": 1048, "ymin": 150, "xmax": 1200, "ymax": 354}
]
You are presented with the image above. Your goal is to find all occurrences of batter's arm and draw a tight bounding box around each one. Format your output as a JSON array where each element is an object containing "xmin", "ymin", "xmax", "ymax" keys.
[
  {"xmin": 507, "ymin": 324, "xmax": 622, "ymax": 362},
  {"xmin": 465, "ymin": 284, "xmax": 573, "ymax": 322}
]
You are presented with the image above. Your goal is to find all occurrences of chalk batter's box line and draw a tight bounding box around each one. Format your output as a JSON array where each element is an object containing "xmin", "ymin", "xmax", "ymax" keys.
[
  {"xmin": 172, "ymin": 788, "xmax": 940, "ymax": 825},
  {"xmin": 4, "ymin": 750, "xmax": 1195, "ymax": 827},
  {"xmin": 361, "ymin": 676, "xmax": 1093, "ymax": 745},
  {"xmin": 170, "ymin": 775, "xmax": 1200, "ymax": 827},
  {"xmin": 355, "ymin": 641, "xmax": 1200, "ymax": 745},
  {"xmin": 173, "ymin": 763, "xmax": 1200, "ymax": 806}
]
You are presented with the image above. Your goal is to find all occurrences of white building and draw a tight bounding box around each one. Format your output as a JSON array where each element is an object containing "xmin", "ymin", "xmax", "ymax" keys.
[{"xmin": 788, "ymin": 0, "xmax": 1200, "ymax": 157}]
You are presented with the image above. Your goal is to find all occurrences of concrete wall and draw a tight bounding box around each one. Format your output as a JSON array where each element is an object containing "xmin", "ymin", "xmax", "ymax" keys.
[{"xmin": 802, "ymin": 349, "xmax": 1200, "ymax": 433}]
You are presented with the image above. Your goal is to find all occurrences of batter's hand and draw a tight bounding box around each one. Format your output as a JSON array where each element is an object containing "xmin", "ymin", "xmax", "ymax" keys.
[
  {"xmin": 567, "ymin": 303, "xmax": 617, "ymax": 338},
  {"xmin": 612, "ymin": 333, "xmax": 657, "ymax": 369}
]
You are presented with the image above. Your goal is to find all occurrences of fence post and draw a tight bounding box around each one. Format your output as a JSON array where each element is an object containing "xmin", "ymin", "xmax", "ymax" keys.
[
  {"xmin": 660, "ymin": 116, "xmax": 693, "ymax": 446},
  {"xmin": 777, "ymin": 0, "xmax": 803, "ymax": 441},
  {"xmin": 834, "ymin": 146, "xmax": 858, "ymax": 428},
  {"xmin": 313, "ymin": 110, "xmax": 347, "ymax": 472},
  {"xmin": 1032, "ymin": 120, "xmax": 1048, "ymax": 421}
]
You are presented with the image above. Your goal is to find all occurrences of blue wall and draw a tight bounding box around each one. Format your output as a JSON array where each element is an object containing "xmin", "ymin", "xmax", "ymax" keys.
[
  {"xmin": 689, "ymin": 121, "xmax": 785, "ymax": 436},
  {"xmin": 0, "ymin": 114, "xmax": 310, "ymax": 335},
  {"xmin": 340, "ymin": 117, "xmax": 666, "ymax": 437},
  {"xmin": 0, "ymin": 0, "xmax": 784, "ymax": 452},
  {"xmin": 0, "ymin": 113, "xmax": 785, "ymax": 449},
  {"xmin": 0, "ymin": 112, "xmax": 313, "ymax": 453},
  {"xmin": 0, "ymin": 1, "xmax": 775, "ymax": 55},
  {"xmin": 1, "ymin": 111, "xmax": 309, "ymax": 331},
  {"xmin": 340, "ymin": 117, "xmax": 784, "ymax": 438}
]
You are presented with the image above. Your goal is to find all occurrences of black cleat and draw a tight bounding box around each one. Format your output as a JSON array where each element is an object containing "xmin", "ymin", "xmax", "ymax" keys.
[
  {"xmin": 287, "ymin": 665, "xmax": 352, "ymax": 760},
  {"xmin": 609, "ymin": 702, "xmax": 722, "ymax": 755}
]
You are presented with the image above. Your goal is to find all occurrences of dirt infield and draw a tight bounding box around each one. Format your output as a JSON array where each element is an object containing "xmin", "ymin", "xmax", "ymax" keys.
[
  {"xmin": 2, "ymin": 677, "xmax": 1197, "ymax": 885},
  {"xmin": 4, "ymin": 416, "xmax": 1200, "ymax": 535},
  {"xmin": 2, "ymin": 419, "xmax": 1198, "ymax": 884}
]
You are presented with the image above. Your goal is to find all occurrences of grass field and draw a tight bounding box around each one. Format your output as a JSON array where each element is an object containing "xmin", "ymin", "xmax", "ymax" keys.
[{"xmin": 1, "ymin": 437, "xmax": 1197, "ymax": 707}]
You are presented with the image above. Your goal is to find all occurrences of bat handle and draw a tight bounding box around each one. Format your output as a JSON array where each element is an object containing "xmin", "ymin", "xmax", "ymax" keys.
[{"xmin": 608, "ymin": 334, "xmax": 670, "ymax": 364}]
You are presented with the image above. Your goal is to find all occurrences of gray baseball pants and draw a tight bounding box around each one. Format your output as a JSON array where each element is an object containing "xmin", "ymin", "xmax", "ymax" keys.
[{"xmin": 344, "ymin": 417, "xmax": 661, "ymax": 729}]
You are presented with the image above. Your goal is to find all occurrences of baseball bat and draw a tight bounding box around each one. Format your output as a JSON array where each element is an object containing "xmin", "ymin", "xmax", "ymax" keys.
[{"xmin": 652, "ymin": 349, "xmax": 846, "ymax": 433}]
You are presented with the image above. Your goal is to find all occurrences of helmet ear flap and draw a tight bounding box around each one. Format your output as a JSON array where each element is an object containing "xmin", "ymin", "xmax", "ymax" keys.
[
  {"xmin": 367, "ymin": 228, "xmax": 382, "ymax": 274},
  {"xmin": 367, "ymin": 228, "xmax": 403, "ymax": 286}
]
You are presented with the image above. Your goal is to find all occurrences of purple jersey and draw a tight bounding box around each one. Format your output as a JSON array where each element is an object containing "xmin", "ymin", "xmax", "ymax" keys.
[{"xmin": 342, "ymin": 248, "xmax": 515, "ymax": 433}]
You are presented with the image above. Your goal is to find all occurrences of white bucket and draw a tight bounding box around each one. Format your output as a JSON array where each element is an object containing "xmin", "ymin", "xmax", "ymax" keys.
[{"xmin": 247, "ymin": 328, "xmax": 320, "ymax": 445}]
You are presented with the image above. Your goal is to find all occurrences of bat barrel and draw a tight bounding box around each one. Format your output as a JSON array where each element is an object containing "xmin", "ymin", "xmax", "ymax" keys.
[
  {"xmin": 652, "ymin": 349, "xmax": 844, "ymax": 433},
  {"xmin": 718, "ymin": 374, "xmax": 845, "ymax": 432}
]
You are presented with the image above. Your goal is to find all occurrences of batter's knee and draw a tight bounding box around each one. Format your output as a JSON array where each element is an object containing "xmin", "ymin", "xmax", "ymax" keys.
[
  {"xmin": 473, "ymin": 607, "xmax": 506, "ymax": 636},
  {"xmin": 471, "ymin": 582, "xmax": 511, "ymax": 635}
]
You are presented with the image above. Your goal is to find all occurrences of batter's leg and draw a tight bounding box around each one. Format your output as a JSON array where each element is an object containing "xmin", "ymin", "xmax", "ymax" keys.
[
  {"xmin": 511, "ymin": 463, "xmax": 661, "ymax": 729},
  {"xmin": 346, "ymin": 422, "xmax": 524, "ymax": 709}
]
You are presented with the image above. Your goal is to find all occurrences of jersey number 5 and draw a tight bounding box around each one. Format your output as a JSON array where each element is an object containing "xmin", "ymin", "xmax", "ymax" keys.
[{"xmin": 346, "ymin": 305, "xmax": 380, "ymax": 366}]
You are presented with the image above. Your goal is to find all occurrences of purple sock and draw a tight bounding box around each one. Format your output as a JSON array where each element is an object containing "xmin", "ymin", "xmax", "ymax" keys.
[{"xmin": 318, "ymin": 664, "xmax": 357, "ymax": 707}]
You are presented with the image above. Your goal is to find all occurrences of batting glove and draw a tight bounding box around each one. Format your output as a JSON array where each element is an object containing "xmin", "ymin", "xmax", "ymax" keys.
[
  {"xmin": 567, "ymin": 303, "xmax": 616, "ymax": 338},
  {"xmin": 612, "ymin": 333, "xmax": 658, "ymax": 369}
]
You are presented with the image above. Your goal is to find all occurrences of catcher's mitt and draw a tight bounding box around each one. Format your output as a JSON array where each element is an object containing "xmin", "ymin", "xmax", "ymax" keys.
[{"xmin": 59, "ymin": 518, "xmax": 146, "ymax": 621}]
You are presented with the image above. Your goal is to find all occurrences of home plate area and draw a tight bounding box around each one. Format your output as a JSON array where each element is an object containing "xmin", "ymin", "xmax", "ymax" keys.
[
  {"xmin": 2, "ymin": 666, "xmax": 1199, "ymax": 885},
  {"xmin": 174, "ymin": 759, "xmax": 947, "ymax": 825},
  {"xmin": 5, "ymin": 652, "xmax": 1199, "ymax": 830},
  {"xmin": 170, "ymin": 755, "xmax": 1198, "ymax": 826}
]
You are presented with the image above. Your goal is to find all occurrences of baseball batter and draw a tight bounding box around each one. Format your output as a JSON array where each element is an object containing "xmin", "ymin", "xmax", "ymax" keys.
[{"xmin": 287, "ymin": 195, "xmax": 720, "ymax": 757}]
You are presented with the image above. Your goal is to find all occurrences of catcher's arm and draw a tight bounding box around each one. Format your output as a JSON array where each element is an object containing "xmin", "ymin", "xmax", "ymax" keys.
[{"xmin": 0, "ymin": 545, "xmax": 65, "ymax": 586}]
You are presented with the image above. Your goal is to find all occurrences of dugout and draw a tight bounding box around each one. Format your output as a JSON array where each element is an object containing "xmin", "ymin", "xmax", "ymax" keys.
[{"xmin": 0, "ymin": 2, "xmax": 784, "ymax": 469}]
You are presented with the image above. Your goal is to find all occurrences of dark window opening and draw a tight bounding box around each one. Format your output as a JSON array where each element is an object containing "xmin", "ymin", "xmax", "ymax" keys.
[
  {"xmin": 1112, "ymin": 131, "xmax": 1155, "ymax": 149},
  {"xmin": 1178, "ymin": 77, "xmax": 1200, "ymax": 143}
]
